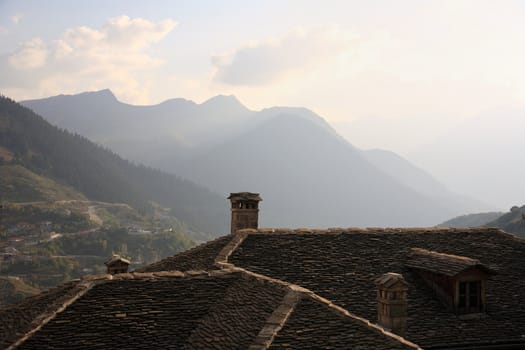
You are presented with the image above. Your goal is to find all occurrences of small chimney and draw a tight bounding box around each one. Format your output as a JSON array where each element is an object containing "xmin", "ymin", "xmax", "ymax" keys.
[
  {"xmin": 375, "ymin": 272, "xmax": 408, "ymax": 337},
  {"xmin": 228, "ymin": 192, "xmax": 262, "ymax": 234},
  {"xmin": 104, "ymin": 254, "xmax": 130, "ymax": 275}
]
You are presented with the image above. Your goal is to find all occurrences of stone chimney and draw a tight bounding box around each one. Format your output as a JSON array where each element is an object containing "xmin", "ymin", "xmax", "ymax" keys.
[
  {"xmin": 228, "ymin": 192, "xmax": 262, "ymax": 234},
  {"xmin": 104, "ymin": 254, "xmax": 130, "ymax": 275},
  {"xmin": 375, "ymin": 272, "xmax": 408, "ymax": 337}
]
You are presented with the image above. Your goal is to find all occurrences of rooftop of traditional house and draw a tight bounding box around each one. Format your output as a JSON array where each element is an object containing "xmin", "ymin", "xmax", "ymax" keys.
[
  {"xmin": 0, "ymin": 269, "xmax": 418, "ymax": 350},
  {"xmin": 138, "ymin": 227, "xmax": 525, "ymax": 349},
  {"xmin": 2, "ymin": 192, "xmax": 525, "ymax": 349}
]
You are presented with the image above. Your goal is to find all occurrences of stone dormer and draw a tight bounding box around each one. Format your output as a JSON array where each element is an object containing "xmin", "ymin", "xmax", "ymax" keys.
[
  {"xmin": 105, "ymin": 254, "xmax": 130, "ymax": 275},
  {"xmin": 228, "ymin": 192, "xmax": 262, "ymax": 234},
  {"xmin": 406, "ymin": 248, "xmax": 492, "ymax": 316},
  {"xmin": 375, "ymin": 272, "xmax": 408, "ymax": 337}
]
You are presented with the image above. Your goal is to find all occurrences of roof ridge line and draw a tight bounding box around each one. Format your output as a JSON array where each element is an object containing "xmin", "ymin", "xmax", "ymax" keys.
[
  {"xmin": 409, "ymin": 247, "xmax": 481, "ymax": 264},
  {"xmin": 79, "ymin": 269, "xmax": 238, "ymax": 282},
  {"xmin": 248, "ymin": 290, "xmax": 302, "ymax": 350},
  {"xmin": 7, "ymin": 280, "xmax": 96, "ymax": 350},
  {"xmin": 214, "ymin": 231, "xmax": 248, "ymax": 268},
  {"xmin": 137, "ymin": 235, "xmax": 232, "ymax": 272},
  {"xmin": 228, "ymin": 266, "xmax": 422, "ymax": 350},
  {"xmin": 238, "ymin": 227, "xmax": 506, "ymax": 235},
  {"xmin": 305, "ymin": 292, "xmax": 422, "ymax": 350},
  {"xmin": 212, "ymin": 233, "xmax": 423, "ymax": 349},
  {"xmin": 492, "ymin": 228, "xmax": 525, "ymax": 242}
]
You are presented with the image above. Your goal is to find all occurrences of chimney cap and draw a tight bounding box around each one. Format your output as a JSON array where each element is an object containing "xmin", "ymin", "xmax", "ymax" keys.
[
  {"xmin": 375, "ymin": 272, "xmax": 408, "ymax": 288},
  {"xmin": 228, "ymin": 192, "xmax": 262, "ymax": 201},
  {"xmin": 104, "ymin": 254, "xmax": 130, "ymax": 267}
]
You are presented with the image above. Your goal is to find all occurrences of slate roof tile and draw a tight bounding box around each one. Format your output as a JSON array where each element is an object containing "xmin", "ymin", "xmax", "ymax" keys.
[
  {"xmin": 10, "ymin": 271, "xmax": 276, "ymax": 349},
  {"xmin": 0, "ymin": 281, "xmax": 81, "ymax": 349},
  {"xmin": 1, "ymin": 269, "xmax": 416, "ymax": 349},
  {"xmin": 229, "ymin": 228, "xmax": 525, "ymax": 349},
  {"xmin": 5, "ymin": 227, "xmax": 522, "ymax": 349},
  {"xmin": 137, "ymin": 235, "xmax": 232, "ymax": 272},
  {"xmin": 405, "ymin": 247, "xmax": 491, "ymax": 276},
  {"xmin": 269, "ymin": 297, "xmax": 412, "ymax": 350}
]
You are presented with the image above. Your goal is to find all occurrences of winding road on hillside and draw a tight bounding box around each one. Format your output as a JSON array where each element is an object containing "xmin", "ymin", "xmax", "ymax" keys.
[{"xmin": 13, "ymin": 199, "xmax": 133, "ymax": 227}]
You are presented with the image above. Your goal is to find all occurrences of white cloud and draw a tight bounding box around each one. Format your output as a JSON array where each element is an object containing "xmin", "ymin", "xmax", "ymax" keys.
[
  {"xmin": 103, "ymin": 16, "xmax": 176, "ymax": 50},
  {"xmin": 57, "ymin": 16, "xmax": 176, "ymax": 53},
  {"xmin": 212, "ymin": 27, "xmax": 353, "ymax": 85},
  {"xmin": 1, "ymin": 16, "xmax": 177, "ymax": 103},
  {"xmin": 8, "ymin": 38, "xmax": 48, "ymax": 70}
]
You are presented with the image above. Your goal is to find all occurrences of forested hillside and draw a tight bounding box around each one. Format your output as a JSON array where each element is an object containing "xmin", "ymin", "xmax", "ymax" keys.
[
  {"xmin": 438, "ymin": 206, "xmax": 525, "ymax": 239},
  {"xmin": 0, "ymin": 96, "xmax": 228, "ymax": 235},
  {"xmin": 0, "ymin": 164, "xmax": 86, "ymax": 202},
  {"xmin": 437, "ymin": 212, "xmax": 504, "ymax": 228},
  {"xmin": 486, "ymin": 205, "xmax": 525, "ymax": 238}
]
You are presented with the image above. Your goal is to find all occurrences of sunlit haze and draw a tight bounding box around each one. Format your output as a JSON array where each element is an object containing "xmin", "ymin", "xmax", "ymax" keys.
[{"xmin": 1, "ymin": 0, "xmax": 524, "ymax": 208}]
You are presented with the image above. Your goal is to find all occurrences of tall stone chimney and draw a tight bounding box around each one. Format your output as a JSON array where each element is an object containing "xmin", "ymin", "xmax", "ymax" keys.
[
  {"xmin": 228, "ymin": 192, "xmax": 262, "ymax": 234},
  {"xmin": 375, "ymin": 272, "xmax": 408, "ymax": 337}
]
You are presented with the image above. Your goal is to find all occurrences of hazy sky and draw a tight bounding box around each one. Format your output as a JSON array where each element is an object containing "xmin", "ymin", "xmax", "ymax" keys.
[{"xmin": 1, "ymin": 1, "xmax": 525, "ymax": 157}]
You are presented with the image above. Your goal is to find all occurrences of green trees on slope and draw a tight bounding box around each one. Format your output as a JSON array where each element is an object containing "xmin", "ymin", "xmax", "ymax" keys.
[{"xmin": 0, "ymin": 96, "xmax": 227, "ymax": 235}]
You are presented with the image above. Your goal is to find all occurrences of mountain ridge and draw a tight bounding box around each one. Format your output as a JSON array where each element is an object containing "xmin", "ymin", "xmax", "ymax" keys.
[
  {"xmin": 178, "ymin": 113, "xmax": 482, "ymax": 227},
  {"xmin": 20, "ymin": 89, "xmax": 492, "ymax": 227},
  {"xmin": 1, "ymin": 95, "xmax": 228, "ymax": 235}
]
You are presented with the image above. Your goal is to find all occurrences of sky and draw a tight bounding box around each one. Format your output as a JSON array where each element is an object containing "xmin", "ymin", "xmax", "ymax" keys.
[{"xmin": 1, "ymin": 0, "xmax": 525, "ymax": 208}]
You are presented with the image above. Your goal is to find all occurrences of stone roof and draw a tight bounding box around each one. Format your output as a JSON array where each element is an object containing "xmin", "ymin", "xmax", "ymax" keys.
[
  {"xmin": 0, "ymin": 281, "xmax": 82, "ymax": 349},
  {"xmin": 3, "ymin": 226, "xmax": 524, "ymax": 349},
  {"xmin": 136, "ymin": 235, "xmax": 233, "ymax": 272},
  {"xmin": 0, "ymin": 269, "xmax": 417, "ymax": 350},
  {"xmin": 405, "ymin": 247, "xmax": 491, "ymax": 277},
  {"xmin": 268, "ymin": 297, "xmax": 410, "ymax": 350},
  {"xmin": 226, "ymin": 227, "xmax": 525, "ymax": 349}
]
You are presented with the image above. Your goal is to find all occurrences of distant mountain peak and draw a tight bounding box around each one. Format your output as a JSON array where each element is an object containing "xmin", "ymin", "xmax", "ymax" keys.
[
  {"xmin": 45, "ymin": 89, "xmax": 117, "ymax": 103},
  {"xmin": 79, "ymin": 89, "xmax": 117, "ymax": 100},
  {"xmin": 159, "ymin": 97, "xmax": 196, "ymax": 107},
  {"xmin": 201, "ymin": 94, "xmax": 250, "ymax": 112}
]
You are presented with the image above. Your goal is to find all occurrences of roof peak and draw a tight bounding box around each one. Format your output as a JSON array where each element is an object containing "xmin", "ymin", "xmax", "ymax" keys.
[
  {"xmin": 236, "ymin": 226, "xmax": 505, "ymax": 235},
  {"xmin": 409, "ymin": 247, "xmax": 480, "ymax": 265},
  {"xmin": 406, "ymin": 247, "xmax": 493, "ymax": 277}
]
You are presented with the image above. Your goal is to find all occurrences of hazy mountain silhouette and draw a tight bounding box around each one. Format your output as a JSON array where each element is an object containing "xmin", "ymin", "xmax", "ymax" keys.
[
  {"xmin": 1, "ymin": 96, "xmax": 228, "ymax": 235},
  {"xmin": 22, "ymin": 90, "xmax": 490, "ymax": 227},
  {"xmin": 362, "ymin": 149, "xmax": 449, "ymax": 197},
  {"xmin": 411, "ymin": 109, "xmax": 525, "ymax": 209},
  {"xmin": 179, "ymin": 114, "xmax": 489, "ymax": 227},
  {"xmin": 437, "ymin": 212, "xmax": 504, "ymax": 228},
  {"xmin": 22, "ymin": 90, "xmax": 256, "ymax": 168},
  {"xmin": 437, "ymin": 205, "xmax": 525, "ymax": 239}
]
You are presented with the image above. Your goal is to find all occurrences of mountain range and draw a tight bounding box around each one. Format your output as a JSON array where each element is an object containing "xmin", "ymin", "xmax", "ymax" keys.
[
  {"xmin": 21, "ymin": 90, "xmax": 492, "ymax": 227},
  {"xmin": 437, "ymin": 205, "xmax": 525, "ymax": 239},
  {"xmin": 0, "ymin": 96, "xmax": 228, "ymax": 235}
]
